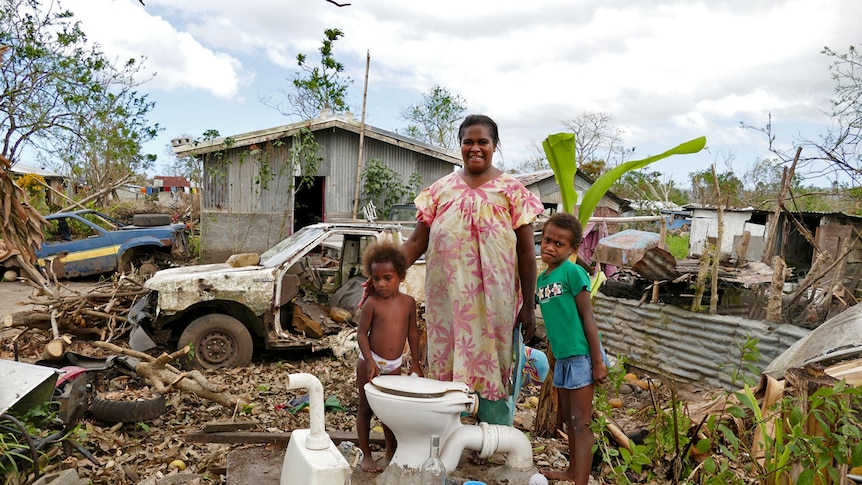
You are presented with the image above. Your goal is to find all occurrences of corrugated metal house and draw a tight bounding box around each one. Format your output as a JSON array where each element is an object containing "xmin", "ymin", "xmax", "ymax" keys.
[
  {"xmin": 171, "ymin": 113, "xmax": 460, "ymax": 263},
  {"xmin": 514, "ymin": 169, "xmax": 628, "ymax": 217}
]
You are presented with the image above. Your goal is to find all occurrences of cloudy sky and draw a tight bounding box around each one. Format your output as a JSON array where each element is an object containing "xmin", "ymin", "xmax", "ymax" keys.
[{"xmin": 61, "ymin": 0, "xmax": 861, "ymax": 185}]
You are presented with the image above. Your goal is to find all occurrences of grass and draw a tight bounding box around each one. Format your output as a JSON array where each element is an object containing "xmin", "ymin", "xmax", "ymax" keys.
[{"xmin": 665, "ymin": 233, "xmax": 689, "ymax": 259}]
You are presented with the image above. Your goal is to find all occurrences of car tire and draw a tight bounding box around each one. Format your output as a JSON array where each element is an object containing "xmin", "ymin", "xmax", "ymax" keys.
[
  {"xmin": 120, "ymin": 251, "xmax": 160, "ymax": 279},
  {"xmin": 132, "ymin": 214, "xmax": 172, "ymax": 227},
  {"xmin": 178, "ymin": 314, "xmax": 254, "ymax": 370},
  {"xmin": 133, "ymin": 256, "xmax": 159, "ymax": 280},
  {"xmin": 90, "ymin": 393, "xmax": 166, "ymax": 423}
]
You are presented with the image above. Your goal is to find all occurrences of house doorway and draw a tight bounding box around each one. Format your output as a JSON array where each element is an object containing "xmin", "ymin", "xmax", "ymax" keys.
[{"xmin": 294, "ymin": 176, "xmax": 324, "ymax": 230}]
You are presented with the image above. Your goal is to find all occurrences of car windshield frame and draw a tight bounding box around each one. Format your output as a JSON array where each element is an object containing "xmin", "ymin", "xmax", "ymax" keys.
[{"xmin": 258, "ymin": 225, "xmax": 326, "ymax": 267}]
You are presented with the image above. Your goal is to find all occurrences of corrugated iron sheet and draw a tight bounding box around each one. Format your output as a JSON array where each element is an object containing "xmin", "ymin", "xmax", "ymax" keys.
[
  {"xmin": 631, "ymin": 247, "xmax": 681, "ymax": 281},
  {"xmin": 592, "ymin": 293, "xmax": 810, "ymax": 390}
]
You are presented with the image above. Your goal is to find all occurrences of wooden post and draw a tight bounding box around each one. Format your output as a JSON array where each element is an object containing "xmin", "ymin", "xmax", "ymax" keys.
[
  {"xmin": 351, "ymin": 51, "xmax": 371, "ymax": 219},
  {"xmin": 691, "ymin": 249, "xmax": 710, "ymax": 312},
  {"xmin": 766, "ymin": 256, "xmax": 785, "ymax": 323},
  {"xmin": 736, "ymin": 231, "xmax": 751, "ymax": 267},
  {"xmin": 709, "ymin": 165, "xmax": 723, "ymax": 315},
  {"xmin": 652, "ymin": 217, "xmax": 666, "ymax": 303},
  {"xmin": 533, "ymin": 344, "xmax": 560, "ymax": 438},
  {"xmin": 761, "ymin": 147, "xmax": 801, "ymax": 264}
]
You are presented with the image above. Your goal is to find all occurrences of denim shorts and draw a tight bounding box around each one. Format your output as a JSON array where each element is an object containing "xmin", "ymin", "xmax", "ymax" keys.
[{"xmin": 553, "ymin": 347, "xmax": 610, "ymax": 390}]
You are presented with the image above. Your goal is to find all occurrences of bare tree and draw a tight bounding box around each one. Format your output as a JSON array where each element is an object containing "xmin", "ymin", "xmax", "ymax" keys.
[
  {"xmin": 811, "ymin": 45, "xmax": 862, "ymax": 183},
  {"xmin": 1, "ymin": 0, "xmax": 159, "ymax": 203},
  {"xmin": 561, "ymin": 111, "xmax": 629, "ymax": 168},
  {"xmin": 743, "ymin": 45, "xmax": 862, "ymax": 189},
  {"xmin": 516, "ymin": 112, "xmax": 630, "ymax": 175},
  {"xmin": 509, "ymin": 139, "xmax": 551, "ymax": 174}
]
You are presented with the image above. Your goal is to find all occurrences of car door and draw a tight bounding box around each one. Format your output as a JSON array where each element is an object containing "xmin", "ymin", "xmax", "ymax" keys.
[{"xmin": 39, "ymin": 213, "xmax": 120, "ymax": 277}]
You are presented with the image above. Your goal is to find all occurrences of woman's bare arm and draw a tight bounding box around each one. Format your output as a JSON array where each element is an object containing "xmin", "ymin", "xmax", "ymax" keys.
[
  {"xmin": 515, "ymin": 223, "xmax": 537, "ymax": 341},
  {"xmin": 401, "ymin": 221, "xmax": 430, "ymax": 266}
]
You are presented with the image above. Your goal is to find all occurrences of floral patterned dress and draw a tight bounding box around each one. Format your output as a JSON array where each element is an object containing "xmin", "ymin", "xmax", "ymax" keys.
[{"xmin": 415, "ymin": 171, "xmax": 544, "ymax": 400}]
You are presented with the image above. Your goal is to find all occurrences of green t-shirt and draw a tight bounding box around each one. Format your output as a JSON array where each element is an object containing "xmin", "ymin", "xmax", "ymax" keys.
[{"xmin": 537, "ymin": 259, "xmax": 591, "ymax": 359}]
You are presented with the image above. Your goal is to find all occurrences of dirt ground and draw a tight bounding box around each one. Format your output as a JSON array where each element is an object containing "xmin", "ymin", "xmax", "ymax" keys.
[
  {"xmin": 0, "ymin": 275, "xmax": 723, "ymax": 485},
  {"xmin": 0, "ymin": 279, "xmax": 101, "ymax": 318},
  {"xmin": 0, "ymin": 279, "xmax": 41, "ymax": 317}
]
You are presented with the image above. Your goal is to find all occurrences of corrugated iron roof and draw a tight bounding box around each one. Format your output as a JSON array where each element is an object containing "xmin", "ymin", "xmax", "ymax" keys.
[
  {"xmin": 591, "ymin": 293, "xmax": 810, "ymax": 390},
  {"xmin": 171, "ymin": 113, "xmax": 461, "ymax": 165},
  {"xmin": 512, "ymin": 169, "xmax": 629, "ymax": 206},
  {"xmin": 513, "ymin": 169, "xmax": 554, "ymax": 186},
  {"xmin": 10, "ymin": 162, "xmax": 63, "ymax": 179}
]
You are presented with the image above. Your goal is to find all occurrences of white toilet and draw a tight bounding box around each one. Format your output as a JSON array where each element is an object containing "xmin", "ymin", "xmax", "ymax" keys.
[{"xmin": 363, "ymin": 374, "xmax": 478, "ymax": 469}]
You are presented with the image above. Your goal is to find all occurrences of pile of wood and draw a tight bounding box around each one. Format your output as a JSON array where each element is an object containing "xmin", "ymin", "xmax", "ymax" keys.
[{"xmin": 4, "ymin": 275, "xmax": 149, "ymax": 359}]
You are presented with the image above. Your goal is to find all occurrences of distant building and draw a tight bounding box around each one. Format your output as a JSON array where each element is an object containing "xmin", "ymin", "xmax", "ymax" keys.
[
  {"xmin": 686, "ymin": 205, "xmax": 862, "ymax": 286},
  {"xmin": 153, "ymin": 176, "xmax": 191, "ymax": 194},
  {"xmin": 172, "ymin": 112, "xmax": 460, "ymax": 263},
  {"xmin": 10, "ymin": 162, "xmax": 65, "ymax": 207}
]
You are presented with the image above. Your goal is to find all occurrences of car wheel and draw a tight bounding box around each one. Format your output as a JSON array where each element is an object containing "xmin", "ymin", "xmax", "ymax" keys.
[
  {"xmin": 122, "ymin": 252, "xmax": 163, "ymax": 280},
  {"xmin": 90, "ymin": 392, "xmax": 166, "ymax": 423},
  {"xmin": 136, "ymin": 258, "xmax": 159, "ymax": 280},
  {"xmin": 178, "ymin": 314, "xmax": 253, "ymax": 370}
]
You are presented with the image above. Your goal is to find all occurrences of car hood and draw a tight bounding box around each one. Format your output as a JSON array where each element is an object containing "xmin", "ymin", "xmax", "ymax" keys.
[
  {"xmin": 146, "ymin": 263, "xmax": 259, "ymax": 284},
  {"xmin": 145, "ymin": 263, "xmax": 278, "ymax": 316}
]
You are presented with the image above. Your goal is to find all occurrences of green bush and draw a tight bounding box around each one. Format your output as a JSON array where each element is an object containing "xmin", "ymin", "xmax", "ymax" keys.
[{"xmin": 665, "ymin": 234, "xmax": 689, "ymax": 259}]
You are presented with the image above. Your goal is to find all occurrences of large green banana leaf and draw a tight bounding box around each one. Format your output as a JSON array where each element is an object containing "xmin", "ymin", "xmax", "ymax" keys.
[
  {"xmin": 577, "ymin": 136, "xmax": 706, "ymax": 227},
  {"xmin": 542, "ymin": 133, "xmax": 578, "ymax": 214},
  {"xmin": 543, "ymin": 133, "xmax": 707, "ymax": 227}
]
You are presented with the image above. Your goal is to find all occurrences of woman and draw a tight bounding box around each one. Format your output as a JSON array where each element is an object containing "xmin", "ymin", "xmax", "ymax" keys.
[{"xmin": 402, "ymin": 114, "xmax": 545, "ymax": 425}]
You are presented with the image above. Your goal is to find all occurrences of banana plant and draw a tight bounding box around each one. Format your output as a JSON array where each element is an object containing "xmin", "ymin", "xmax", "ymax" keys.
[{"xmin": 543, "ymin": 133, "xmax": 707, "ymax": 228}]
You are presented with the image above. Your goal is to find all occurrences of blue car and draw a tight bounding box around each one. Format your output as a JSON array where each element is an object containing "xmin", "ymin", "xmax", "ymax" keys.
[{"xmin": 37, "ymin": 210, "xmax": 188, "ymax": 279}]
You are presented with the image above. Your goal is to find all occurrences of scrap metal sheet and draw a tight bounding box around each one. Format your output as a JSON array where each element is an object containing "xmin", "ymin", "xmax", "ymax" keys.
[
  {"xmin": 0, "ymin": 360, "xmax": 58, "ymax": 415},
  {"xmin": 764, "ymin": 303, "xmax": 862, "ymax": 378},
  {"xmin": 592, "ymin": 293, "xmax": 809, "ymax": 390}
]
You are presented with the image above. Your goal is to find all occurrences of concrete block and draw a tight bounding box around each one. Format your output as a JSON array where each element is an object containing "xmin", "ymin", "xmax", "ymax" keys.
[{"xmin": 30, "ymin": 469, "xmax": 80, "ymax": 485}]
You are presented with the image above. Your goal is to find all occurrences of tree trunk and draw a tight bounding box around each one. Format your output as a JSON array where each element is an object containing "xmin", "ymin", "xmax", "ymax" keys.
[
  {"xmin": 766, "ymin": 256, "xmax": 786, "ymax": 323},
  {"xmin": 533, "ymin": 344, "xmax": 560, "ymax": 438}
]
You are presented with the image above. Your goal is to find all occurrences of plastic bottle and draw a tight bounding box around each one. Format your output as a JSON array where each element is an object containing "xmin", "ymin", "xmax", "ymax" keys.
[{"xmin": 419, "ymin": 433, "xmax": 446, "ymax": 484}]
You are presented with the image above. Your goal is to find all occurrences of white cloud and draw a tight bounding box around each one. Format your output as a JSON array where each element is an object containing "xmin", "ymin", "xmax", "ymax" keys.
[
  {"xmin": 51, "ymin": 0, "xmax": 862, "ymax": 183},
  {"xmin": 63, "ymin": 0, "xmax": 246, "ymax": 98}
]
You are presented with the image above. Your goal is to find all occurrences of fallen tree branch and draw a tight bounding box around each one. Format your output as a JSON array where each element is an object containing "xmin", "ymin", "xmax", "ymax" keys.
[{"xmin": 92, "ymin": 341, "xmax": 249, "ymax": 409}]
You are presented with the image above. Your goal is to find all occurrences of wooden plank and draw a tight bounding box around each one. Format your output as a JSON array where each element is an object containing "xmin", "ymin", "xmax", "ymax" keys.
[
  {"xmin": 185, "ymin": 429, "xmax": 385, "ymax": 445},
  {"xmin": 826, "ymin": 357, "xmax": 862, "ymax": 385},
  {"xmin": 826, "ymin": 357, "xmax": 862, "ymax": 376},
  {"xmin": 202, "ymin": 421, "xmax": 260, "ymax": 433}
]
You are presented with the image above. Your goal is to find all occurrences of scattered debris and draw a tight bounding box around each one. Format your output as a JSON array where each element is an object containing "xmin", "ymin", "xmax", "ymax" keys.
[{"xmin": 92, "ymin": 341, "xmax": 250, "ymax": 410}]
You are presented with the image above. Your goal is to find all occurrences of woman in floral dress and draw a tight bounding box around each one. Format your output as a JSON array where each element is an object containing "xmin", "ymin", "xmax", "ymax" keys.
[{"xmin": 402, "ymin": 114, "xmax": 545, "ymax": 425}]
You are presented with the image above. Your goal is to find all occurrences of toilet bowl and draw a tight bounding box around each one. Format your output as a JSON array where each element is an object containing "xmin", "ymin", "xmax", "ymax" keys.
[{"xmin": 364, "ymin": 375, "xmax": 477, "ymax": 469}]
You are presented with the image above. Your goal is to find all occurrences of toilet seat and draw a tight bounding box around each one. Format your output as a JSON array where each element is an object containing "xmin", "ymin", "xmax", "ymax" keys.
[{"xmin": 370, "ymin": 375, "xmax": 471, "ymax": 398}]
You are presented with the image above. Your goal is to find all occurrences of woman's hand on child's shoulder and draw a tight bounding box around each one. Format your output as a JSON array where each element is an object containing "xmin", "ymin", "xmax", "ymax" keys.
[{"xmin": 359, "ymin": 278, "xmax": 376, "ymax": 308}]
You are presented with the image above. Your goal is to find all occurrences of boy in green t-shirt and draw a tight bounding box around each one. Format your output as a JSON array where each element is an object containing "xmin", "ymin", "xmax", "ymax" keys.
[{"xmin": 536, "ymin": 212, "xmax": 608, "ymax": 485}]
